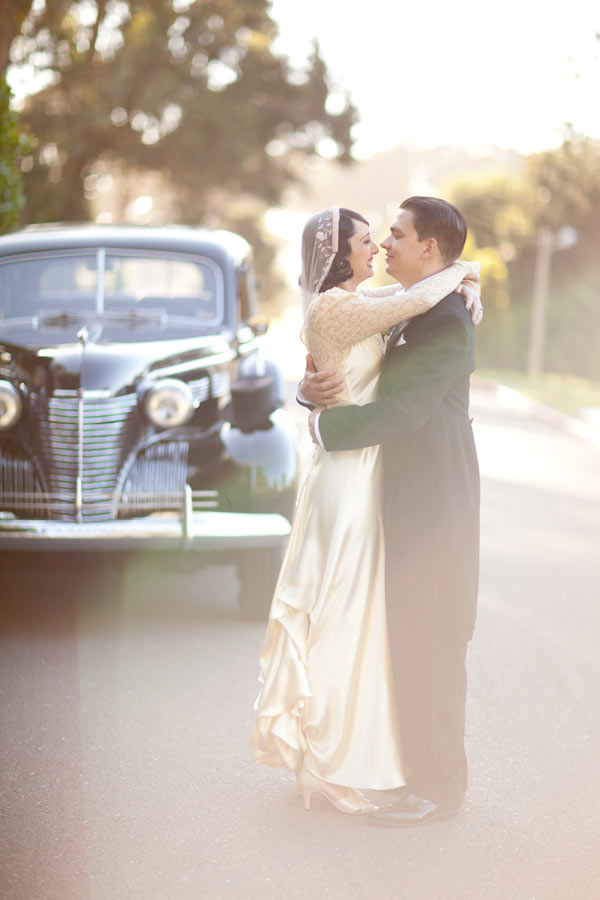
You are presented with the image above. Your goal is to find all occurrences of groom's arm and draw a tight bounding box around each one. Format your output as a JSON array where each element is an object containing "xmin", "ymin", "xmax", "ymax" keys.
[{"xmin": 318, "ymin": 315, "xmax": 470, "ymax": 451}]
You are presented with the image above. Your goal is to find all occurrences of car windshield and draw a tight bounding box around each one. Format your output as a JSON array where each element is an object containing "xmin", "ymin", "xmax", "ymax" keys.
[{"xmin": 0, "ymin": 249, "xmax": 223, "ymax": 324}]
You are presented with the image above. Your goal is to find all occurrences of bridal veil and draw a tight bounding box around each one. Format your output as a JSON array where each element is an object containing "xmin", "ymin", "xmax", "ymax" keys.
[{"xmin": 299, "ymin": 206, "xmax": 340, "ymax": 317}]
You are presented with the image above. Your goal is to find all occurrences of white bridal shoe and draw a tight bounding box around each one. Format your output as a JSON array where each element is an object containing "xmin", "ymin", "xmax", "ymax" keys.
[{"xmin": 296, "ymin": 767, "xmax": 378, "ymax": 815}]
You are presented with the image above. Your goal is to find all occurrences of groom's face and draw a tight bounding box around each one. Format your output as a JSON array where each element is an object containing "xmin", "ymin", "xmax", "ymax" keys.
[{"xmin": 380, "ymin": 209, "xmax": 431, "ymax": 288}]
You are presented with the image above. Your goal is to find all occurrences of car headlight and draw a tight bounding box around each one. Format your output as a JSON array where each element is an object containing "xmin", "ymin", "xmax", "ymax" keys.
[
  {"xmin": 142, "ymin": 379, "xmax": 194, "ymax": 428},
  {"xmin": 0, "ymin": 381, "xmax": 23, "ymax": 431}
]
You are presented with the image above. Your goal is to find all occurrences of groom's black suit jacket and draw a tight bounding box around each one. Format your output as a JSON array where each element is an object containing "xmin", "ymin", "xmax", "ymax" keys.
[{"xmin": 318, "ymin": 291, "xmax": 480, "ymax": 806}]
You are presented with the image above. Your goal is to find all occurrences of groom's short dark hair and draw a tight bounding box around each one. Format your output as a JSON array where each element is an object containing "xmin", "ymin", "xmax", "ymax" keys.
[{"xmin": 400, "ymin": 196, "xmax": 467, "ymax": 264}]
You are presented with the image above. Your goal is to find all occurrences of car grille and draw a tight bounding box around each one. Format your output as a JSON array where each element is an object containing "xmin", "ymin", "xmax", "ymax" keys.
[
  {"xmin": 28, "ymin": 390, "xmax": 140, "ymax": 521},
  {"xmin": 0, "ymin": 442, "xmax": 46, "ymax": 519},
  {"xmin": 1, "ymin": 390, "xmax": 219, "ymax": 523},
  {"xmin": 119, "ymin": 439, "xmax": 191, "ymax": 518}
]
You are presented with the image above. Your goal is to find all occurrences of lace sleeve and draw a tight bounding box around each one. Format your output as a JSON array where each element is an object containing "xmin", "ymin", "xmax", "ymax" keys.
[{"xmin": 307, "ymin": 260, "xmax": 477, "ymax": 349}]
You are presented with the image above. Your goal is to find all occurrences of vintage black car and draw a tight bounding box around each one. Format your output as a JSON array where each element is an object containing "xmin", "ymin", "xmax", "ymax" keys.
[{"xmin": 0, "ymin": 224, "xmax": 299, "ymax": 616}]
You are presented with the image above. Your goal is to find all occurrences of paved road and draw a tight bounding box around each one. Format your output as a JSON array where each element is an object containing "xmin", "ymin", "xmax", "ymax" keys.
[{"xmin": 1, "ymin": 386, "xmax": 599, "ymax": 900}]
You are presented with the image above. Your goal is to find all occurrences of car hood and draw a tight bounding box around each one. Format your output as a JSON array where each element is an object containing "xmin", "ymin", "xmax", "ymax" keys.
[{"xmin": 0, "ymin": 323, "xmax": 236, "ymax": 395}]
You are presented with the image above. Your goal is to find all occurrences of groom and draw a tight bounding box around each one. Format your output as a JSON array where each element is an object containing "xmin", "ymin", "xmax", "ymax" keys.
[{"xmin": 303, "ymin": 196, "xmax": 480, "ymax": 826}]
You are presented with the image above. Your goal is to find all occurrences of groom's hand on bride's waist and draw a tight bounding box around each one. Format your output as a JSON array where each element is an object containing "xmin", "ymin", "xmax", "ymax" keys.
[{"xmin": 299, "ymin": 353, "xmax": 343, "ymax": 407}]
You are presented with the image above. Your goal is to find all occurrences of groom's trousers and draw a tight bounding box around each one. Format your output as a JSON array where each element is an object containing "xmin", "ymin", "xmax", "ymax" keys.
[
  {"xmin": 382, "ymin": 420, "xmax": 479, "ymax": 810},
  {"xmin": 385, "ymin": 552, "xmax": 470, "ymax": 808}
]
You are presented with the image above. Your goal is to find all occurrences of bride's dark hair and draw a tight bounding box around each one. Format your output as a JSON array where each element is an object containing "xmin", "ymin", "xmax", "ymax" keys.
[{"xmin": 318, "ymin": 208, "xmax": 369, "ymax": 293}]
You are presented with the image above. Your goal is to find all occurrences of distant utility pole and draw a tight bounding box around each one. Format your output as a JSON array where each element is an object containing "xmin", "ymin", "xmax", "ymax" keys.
[
  {"xmin": 527, "ymin": 224, "xmax": 578, "ymax": 379},
  {"xmin": 527, "ymin": 227, "xmax": 554, "ymax": 379}
]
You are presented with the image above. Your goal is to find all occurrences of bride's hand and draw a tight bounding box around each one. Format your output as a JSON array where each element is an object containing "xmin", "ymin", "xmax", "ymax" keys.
[
  {"xmin": 301, "ymin": 353, "xmax": 343, "ymax": 406},
  {"xmin": 456, "ymin": 279, "xmax": 483, "ymax": 326}
]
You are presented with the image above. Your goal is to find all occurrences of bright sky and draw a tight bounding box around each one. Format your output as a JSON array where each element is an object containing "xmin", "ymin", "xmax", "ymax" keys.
[{"xmin": 270, "ymin": 0, "xmax": 600, "ymax": 158}]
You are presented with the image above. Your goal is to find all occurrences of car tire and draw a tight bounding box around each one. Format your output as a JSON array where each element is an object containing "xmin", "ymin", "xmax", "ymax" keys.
[{"xmin": 236, "ymin": 548, "xmax": 283, "ymax": 620}]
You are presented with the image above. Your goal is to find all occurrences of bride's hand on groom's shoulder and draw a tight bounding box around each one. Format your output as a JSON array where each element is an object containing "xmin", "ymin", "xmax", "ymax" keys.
[
  {"xmin": 301, "ymin": 354, "xmax": 343, "ymax": 406},
  {"xmin": 456, "ymin": 280, "xmax": 483, "ymax": 326}
]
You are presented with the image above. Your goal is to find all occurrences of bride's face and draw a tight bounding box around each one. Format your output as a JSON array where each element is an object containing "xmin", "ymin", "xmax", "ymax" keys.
[{"xmin": 345, "ymin": 221, "xmax": 379, "ymax": 284}]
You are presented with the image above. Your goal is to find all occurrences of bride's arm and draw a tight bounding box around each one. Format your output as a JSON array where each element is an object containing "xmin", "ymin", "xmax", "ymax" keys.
[
  {"xmin": 358, "ymin": 262, "xmax": 480, "ymax": 299},
  {"xmin": 354, "ymin": 284, "xmax": 408, "ymax": 299},
  {"xmin": 309, "ymin": 261, "xmax": 480, "ymax": 348}
]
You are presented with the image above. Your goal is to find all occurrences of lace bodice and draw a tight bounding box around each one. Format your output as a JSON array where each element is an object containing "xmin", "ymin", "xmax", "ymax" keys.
[{"xmin": 304, "ymin": 261, "xmax": 477, "ymax": 375}]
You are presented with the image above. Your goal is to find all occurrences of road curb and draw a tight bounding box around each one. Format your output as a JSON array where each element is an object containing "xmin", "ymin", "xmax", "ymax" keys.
[{"xmin": 472, "ymin": 376, "xmax": 600, "ymax": 449}]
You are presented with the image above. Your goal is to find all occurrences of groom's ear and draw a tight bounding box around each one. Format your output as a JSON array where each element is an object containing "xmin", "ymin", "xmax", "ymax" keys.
[{"xmin": 421, "ymin": 237, "xmax": 438, "ymax": 258}]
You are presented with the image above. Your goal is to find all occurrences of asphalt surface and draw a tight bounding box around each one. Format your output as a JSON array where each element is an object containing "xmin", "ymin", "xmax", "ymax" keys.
[{"xmin": 1, "ymin": 386, "xmax": 600, "ymax": 900}]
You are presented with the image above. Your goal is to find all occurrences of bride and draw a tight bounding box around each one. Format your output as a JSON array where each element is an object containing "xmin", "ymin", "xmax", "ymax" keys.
[{"xmin": 251, "ymin": 206, "xmax": 481, "ymax": 814}]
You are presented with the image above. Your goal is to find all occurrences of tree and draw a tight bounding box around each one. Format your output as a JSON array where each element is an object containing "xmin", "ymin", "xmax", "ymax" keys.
[
  {"xmin": 526, "ymin": 131, "xmax": 600, "ymax": 238},
  {"xmin": 448, "ymin": 134, "xmax": 600, "ymax": 379},
  {"xmin": 10, "ymin": 1, "xmax": 357, "ymax": 231},
  {"xmin": 0, "ymin": 1, "xmax": 34, "ymax": 234},
  {"xmin": 447, "ymin": 171, "xmax": 533, "ymax": 369},
  {"xmin": 520, "ymin": 134, "xmax": 600, "ymax": 380},
  {"xmin": 0, "ymin": 0, "xmax": 33, "ymax": 74},
  {"xmin": 449, "ymin": 169, "xmax": 537, "ymax": 255},
  {"xmin": 0, "ymin": 75, "xmax": 29, "ymax": 234}
]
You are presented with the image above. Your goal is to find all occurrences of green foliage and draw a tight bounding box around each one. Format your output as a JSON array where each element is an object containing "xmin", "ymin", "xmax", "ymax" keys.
[
  {"xmin": 448, "ymin": 134, "xmax": 600, "ymax": 381},
  {"xmin": 449, "ymin": 176, "xmax": 532, "ymax": 371},
  {"xmin": 12, "ymin": 1, "xmax": 357, "ymax": 233},
  {"xmin": 451, "ymin": 171, "xmax": 535, "ymax": 254},
  {"xmin": 519, "ymin": 135, "xmax": 600, "ymax": 381},
  {"xmin": 528, "ymin": 132, "xmax": 600, "ymax": 234},
  {"xmin": 460, "ymin": 233, "xmax": 518, "ymax": 371},
  {"xmin": 0, "ymin": 77, "xmax": 29, "ymax": 234}
]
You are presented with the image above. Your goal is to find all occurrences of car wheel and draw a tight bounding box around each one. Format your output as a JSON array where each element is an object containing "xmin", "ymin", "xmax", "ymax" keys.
[{"xmin": 236, "ymin": 548, "xmax": 283, "ymax": 620}]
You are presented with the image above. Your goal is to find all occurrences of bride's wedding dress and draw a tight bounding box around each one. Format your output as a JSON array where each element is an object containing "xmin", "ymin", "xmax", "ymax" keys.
[{"xmin": 251, "ymin": 263, "xmax": 472, "ymax": 789}]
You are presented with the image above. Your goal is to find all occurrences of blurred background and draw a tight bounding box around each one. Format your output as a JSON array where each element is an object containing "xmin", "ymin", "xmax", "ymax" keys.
[{"xmin": 2, "ymin": 0, "xmax": 600, "ymax": 411}]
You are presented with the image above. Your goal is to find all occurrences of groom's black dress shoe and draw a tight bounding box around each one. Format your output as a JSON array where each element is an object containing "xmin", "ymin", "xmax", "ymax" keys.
[{"xmin": 371, "ymin": 792, "xmax": 460, "ymax": 827}]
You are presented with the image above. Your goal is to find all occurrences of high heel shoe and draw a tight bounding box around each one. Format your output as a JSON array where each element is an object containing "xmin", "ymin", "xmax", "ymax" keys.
[{"xmin": 296, "ymin": 767, "xmax": 377, "ymax": 815}]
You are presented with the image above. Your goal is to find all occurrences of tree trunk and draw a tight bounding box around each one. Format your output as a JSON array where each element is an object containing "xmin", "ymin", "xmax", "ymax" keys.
[
  {"xmin": 60, "ymin": 155, "xmax": 90, "ymax": 221},
  {"xmin": 0, "ymin": 2, "xmax": 34, "ymax": 76}
]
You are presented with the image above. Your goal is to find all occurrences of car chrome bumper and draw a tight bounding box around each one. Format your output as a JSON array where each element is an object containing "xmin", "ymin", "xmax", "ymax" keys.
[{"xmin": 0, "ymin": 510, "xmax": 291, "ymax": 552}]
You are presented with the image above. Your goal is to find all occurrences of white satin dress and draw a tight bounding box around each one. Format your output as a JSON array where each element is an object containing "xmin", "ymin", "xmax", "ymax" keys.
[{"xmin": 251, "ymin": 263, "xmax": 472, "ymax": 790}]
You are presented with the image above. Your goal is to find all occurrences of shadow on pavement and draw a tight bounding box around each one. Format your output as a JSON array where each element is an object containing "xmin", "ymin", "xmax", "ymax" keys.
[{"xmin": 1, "ymin": 551, "xmax": 243, "ymax": 637}]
